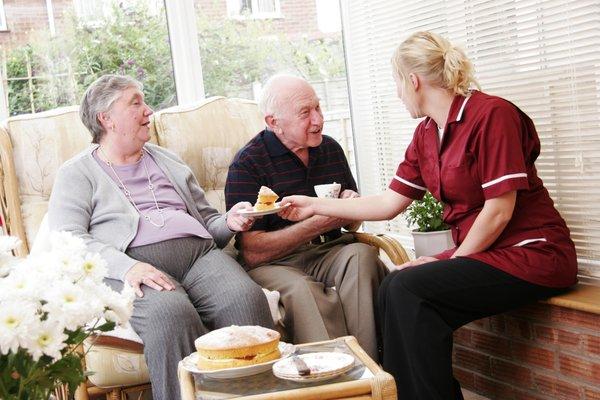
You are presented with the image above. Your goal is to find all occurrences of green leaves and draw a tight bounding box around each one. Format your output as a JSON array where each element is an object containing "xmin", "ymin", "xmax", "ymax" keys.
[
  {"xmin": 5, "ymin": 1, "xmax": 176, "ymax": 115},
  {"xmin": 404, "ymin": 192, "xmax": 449, "ymax": 232},
  {"xmin": 5, "ymin": 0, "xmax": 347, "ymax": 115},
  {"xmin": 196, "ymin": 15, "xmax": 345, "ymax": 97},
  {"xmin": 0, "ymin": 348, "xmax": 85, "ymax": 399}
]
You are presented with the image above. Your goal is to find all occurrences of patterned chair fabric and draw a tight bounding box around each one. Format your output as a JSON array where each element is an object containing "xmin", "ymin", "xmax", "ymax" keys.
[{"xmin": 152, "ymin": 96, "xmax": 264, "ymax": 213}]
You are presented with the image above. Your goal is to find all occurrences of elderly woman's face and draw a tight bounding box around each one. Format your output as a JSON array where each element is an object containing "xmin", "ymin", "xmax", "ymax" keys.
[{"xmin": 104, "ymin": 86, "xmax": 153, "ymax": 147}]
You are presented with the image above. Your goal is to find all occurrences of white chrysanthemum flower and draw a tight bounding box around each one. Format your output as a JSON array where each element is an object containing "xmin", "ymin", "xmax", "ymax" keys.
[
  {"xmin": 106, "ymin": 284, "xmax": 134, "ymax": 326},
  {"xmin": 55, "ymin": 253, "xmax": 85, "ymax": 279},
  {"xmin": 85, "ymin": 282, "xmax": 134, "ymax": 326},
  {"xmin": 48, "ymin": 231, "xmax": 86, "ymax": 257},
  {"xmin": 25, "ymin": 320, "xmax": 68, "ymax": 361},
  {"xmin": 0, "ymin": 229, "xmax": 134, "ymax": 376},
  {"xmin": 24, "ymin": 253, "xmax": 66, "ymax": 284},
  {"xmin": 0, "ymin": 301, "xmax": 38, "ymax": 355},
  {"xmin": 79, "ymin": 252, "xmax": 108, "ymax": 283},
  {"xmin": 0, "ymin": 268, "xmax": 43, "ymax": 302},
  {"xmin": 43, "ymin": 281, "xmax": 103, "ymax": 331}
]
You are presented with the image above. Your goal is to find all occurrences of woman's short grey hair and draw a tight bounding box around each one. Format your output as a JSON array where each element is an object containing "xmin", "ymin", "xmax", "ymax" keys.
[
  {"xmin": 258, "ymin": 74, "xmax": 304, "ymax": 117},
  {"xmin": 79, "ymin": 74, "xmax": 143, "ymax": 143}
]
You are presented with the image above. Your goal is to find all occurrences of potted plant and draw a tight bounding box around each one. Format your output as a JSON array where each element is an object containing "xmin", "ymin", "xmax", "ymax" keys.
[
  {"xmin": 405, "ymin": 192, "xmax": 454, "ymax": 257},
  {"xmin": 0, "ymin": 232, "xmax": 134, "ymax": 400}
]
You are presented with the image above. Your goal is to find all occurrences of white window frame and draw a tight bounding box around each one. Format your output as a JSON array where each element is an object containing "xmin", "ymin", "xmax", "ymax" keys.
[
  {"xmin": 0, "ymin": 0, "xmax": 8, "ymax": 31},
  {"xmin": 226, "ymin": 0, "xmax": 282, "ymax": 20},
  {"xmin": 164, "ymin": 0, "xmax": 205, "ymax": 104}
]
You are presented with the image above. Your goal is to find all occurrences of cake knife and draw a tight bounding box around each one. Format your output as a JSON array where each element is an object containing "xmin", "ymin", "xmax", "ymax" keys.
[{"xmin": 291, "ymin": 355, "xmax": 311, "ymax": 376}]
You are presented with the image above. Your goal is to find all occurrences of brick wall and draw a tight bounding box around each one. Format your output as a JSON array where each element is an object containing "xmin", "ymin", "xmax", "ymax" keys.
[
  {"xmin": 195, "ymin": 0, "xmax": 329, "ymax": 40},
  {"xmin": 453, "ymin": 303, "xmax": 600, "ymax": 399},
  {"xmin": 0, "ymin": 0, "xmax": 72, "ymax": 48},
  {"xmin": 0, "ymin": 0, "xmax": 331, "ymax": 49}
]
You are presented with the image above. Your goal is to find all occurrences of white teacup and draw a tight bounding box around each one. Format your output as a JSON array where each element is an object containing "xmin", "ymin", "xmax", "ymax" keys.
[{"xmin": 314, "ymin": 182, "xmax": 342, "ymax": 198}]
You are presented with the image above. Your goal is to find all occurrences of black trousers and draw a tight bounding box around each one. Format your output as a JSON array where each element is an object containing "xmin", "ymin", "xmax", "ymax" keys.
[{"xmin": 377, "ymin": 257, "xmax": 566, "ymax": 400}]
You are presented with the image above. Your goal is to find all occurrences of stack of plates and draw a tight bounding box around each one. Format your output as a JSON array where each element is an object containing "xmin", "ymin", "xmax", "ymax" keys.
[{"xmin": 272, "ymin": 352, "xmax": 355, "ymax": 382}]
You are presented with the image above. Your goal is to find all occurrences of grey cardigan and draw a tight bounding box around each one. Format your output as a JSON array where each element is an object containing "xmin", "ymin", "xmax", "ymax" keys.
[{"xmin": 48, "ymin": 143, "xmax": 234, "ymax": 281}]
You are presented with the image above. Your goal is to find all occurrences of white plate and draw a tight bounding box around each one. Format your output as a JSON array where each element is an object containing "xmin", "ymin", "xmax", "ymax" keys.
[
  {"xmin": 181, "ymin": 342, "xmax": 294, "ymax": 379},
  {"xmin": 237, "ymin": 202, "xmax": 290, "ymax": 217},
  {"xmin": 272, "ymin": 352, "xmax": 355, "ymax": 382}
]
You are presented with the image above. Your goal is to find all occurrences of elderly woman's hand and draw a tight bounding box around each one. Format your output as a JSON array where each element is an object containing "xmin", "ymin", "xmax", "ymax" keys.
[
  {"xmin": 125, "ymin": 262, "xmax": 176, "ymax": 297},
  {"xmin": 227, "ymin": 201, "xmax": 256, "ymax": 232}
]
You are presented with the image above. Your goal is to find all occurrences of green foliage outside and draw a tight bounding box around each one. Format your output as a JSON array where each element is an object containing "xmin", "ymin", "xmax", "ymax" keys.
[
  {"xmin": 3, "ymin": 1, "xmax": 346, "ymax": 116},
  {"xmin": 405, "ymin": 192, "xmax": 449, "ymax": 232}
]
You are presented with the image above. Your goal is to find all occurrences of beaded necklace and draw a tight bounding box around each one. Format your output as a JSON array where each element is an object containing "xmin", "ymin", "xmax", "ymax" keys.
[{"xmin": 98, "ymin": 146, "xmax": 165, "ymax": 228}]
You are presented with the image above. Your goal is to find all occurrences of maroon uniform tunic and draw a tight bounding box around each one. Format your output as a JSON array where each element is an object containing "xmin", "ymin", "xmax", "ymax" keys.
[{"xmin": 389, "ymin": 90, "xmax": 577, "ymax": 288}]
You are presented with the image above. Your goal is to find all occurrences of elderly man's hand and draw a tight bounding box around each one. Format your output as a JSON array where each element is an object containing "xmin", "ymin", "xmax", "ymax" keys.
[
  {"xmin": 125, "ymin": 262, "xmax": 176, "ymax": 297},
  {"xmin": 227, "ymin": 201, "xmax": 256, "ymax": 232},
  {"xmin": 339, "ymin": 189, "xmax": 359, "ymax": 199}
]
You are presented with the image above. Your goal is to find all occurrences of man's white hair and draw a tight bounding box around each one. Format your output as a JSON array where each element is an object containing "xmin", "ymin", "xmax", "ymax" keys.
[{"xmin": 258, "ymin": 74, "xmax": 308, "ymax": 117}]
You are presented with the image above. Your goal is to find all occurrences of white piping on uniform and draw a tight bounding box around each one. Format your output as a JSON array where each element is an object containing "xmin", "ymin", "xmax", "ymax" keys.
[
  {"xmin": 394, "ymin": 175, "xmax": 427, "ymax": 191},
  {"xmin": 456, "ymin": 95, "xmax": 471, "ymax": 121},
  {"xmin": 513, "ymin": 238, "xmax": 547, "ymax": 247},
  {"xmin": 482, "ymin": 173, "xmax": 528, "ymax": 189}
]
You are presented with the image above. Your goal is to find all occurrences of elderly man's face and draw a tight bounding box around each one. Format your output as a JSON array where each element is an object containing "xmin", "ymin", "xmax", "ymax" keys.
[
  {"xmin": 105, "ymin": 87, "xmax": 153, "ymax": 146},
  {"xmin": 272, "ymin": 82, "xmax": 324, "ymax": 151}
]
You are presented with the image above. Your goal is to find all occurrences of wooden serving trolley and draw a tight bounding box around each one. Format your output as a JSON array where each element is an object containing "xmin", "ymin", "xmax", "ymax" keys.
[{"xmin": 178, "ymin": 336, "xmax": 397, "ymax": 400}]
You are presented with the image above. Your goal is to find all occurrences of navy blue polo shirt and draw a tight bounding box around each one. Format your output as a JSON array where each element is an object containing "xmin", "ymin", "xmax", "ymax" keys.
[{"xmin": 225, "ymin": 129, "xmax": 357, "ymax": 234}]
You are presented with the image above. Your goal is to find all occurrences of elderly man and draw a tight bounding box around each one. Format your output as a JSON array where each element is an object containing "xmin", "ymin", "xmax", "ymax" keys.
[{"xmin": 225, "ymin": 74, "xmax": 387, "ymax": 360}]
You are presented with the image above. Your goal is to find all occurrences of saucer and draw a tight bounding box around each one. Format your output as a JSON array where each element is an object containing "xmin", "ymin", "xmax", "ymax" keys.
[{"xmin": 272, "ymin": 352, "xmax": 354, "ymax": 382}]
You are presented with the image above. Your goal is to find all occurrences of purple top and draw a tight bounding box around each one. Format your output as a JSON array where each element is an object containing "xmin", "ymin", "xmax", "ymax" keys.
[{"xmin": 93, "ymin": 149, "xmax": 212, "ymax": 247}]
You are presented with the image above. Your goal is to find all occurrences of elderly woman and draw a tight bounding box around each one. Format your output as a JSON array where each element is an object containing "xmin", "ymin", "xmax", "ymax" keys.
[
  {"xmin": 280, "ymin": 32, "xmax": 577, "ymax": 399},
  {"xmin": 48, "ymin": 74, "xmax": 274, "ymax": 400}
]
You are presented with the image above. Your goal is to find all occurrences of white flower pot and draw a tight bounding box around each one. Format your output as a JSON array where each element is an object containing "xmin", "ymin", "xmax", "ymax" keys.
[{"xmin": 412, "ymin": 229, "xmax": 454, "ymax": 258}]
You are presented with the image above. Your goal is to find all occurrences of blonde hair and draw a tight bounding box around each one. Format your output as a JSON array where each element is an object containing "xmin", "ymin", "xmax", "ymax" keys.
[{"xmin": 392, "ymin": 31, "xmax": 480, "ymax": 96}]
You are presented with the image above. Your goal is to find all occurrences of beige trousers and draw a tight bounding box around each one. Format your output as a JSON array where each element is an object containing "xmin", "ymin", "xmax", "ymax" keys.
[{"xmin": 248, "ymin": 234, "xmax": 388, "ymax": 360}]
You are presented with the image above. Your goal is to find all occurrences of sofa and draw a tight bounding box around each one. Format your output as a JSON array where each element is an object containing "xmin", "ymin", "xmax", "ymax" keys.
[{"xmin": 0, "ymin": 96, "xmax": 409, "ymax": 399}]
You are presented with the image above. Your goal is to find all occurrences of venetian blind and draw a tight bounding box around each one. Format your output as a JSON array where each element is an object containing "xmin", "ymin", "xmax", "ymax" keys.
[{"xmin": 341, "ymin": 0, "xmax": 600, "ymax": 277}]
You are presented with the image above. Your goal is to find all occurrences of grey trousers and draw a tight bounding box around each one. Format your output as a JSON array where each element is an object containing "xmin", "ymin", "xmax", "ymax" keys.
[
  {"xmin": 248, "ymin": 234, "xmax": 388, "ymax": 361},
  {"xmin": 105, "ymin": 237, "xmax": 274, "ymax": 400}
]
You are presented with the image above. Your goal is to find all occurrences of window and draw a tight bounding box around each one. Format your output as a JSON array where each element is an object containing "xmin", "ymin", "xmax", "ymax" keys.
[
  {"xmin": 195, "ymin": 0, "xmax": 355, "ymax": 172},
  {"xmin": 2, "ymin": 0, "xmax": 176, "ymax": 116},
  {"xmin": 342, "ymin": 0, "xmax": 600, "ymax": 278},
  {"xmin": 226, "ymin": 0, "xmax": 281, "ymax": 19},
  {"xmin": 0, "ymin": 0, "xmax": 7, "ymax": 31}
]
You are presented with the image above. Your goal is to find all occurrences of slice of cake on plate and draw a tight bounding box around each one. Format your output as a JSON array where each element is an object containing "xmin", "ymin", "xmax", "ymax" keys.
[{"xmin": 254, "ymin": 186, "xmax": 279, "ymax": 211}]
